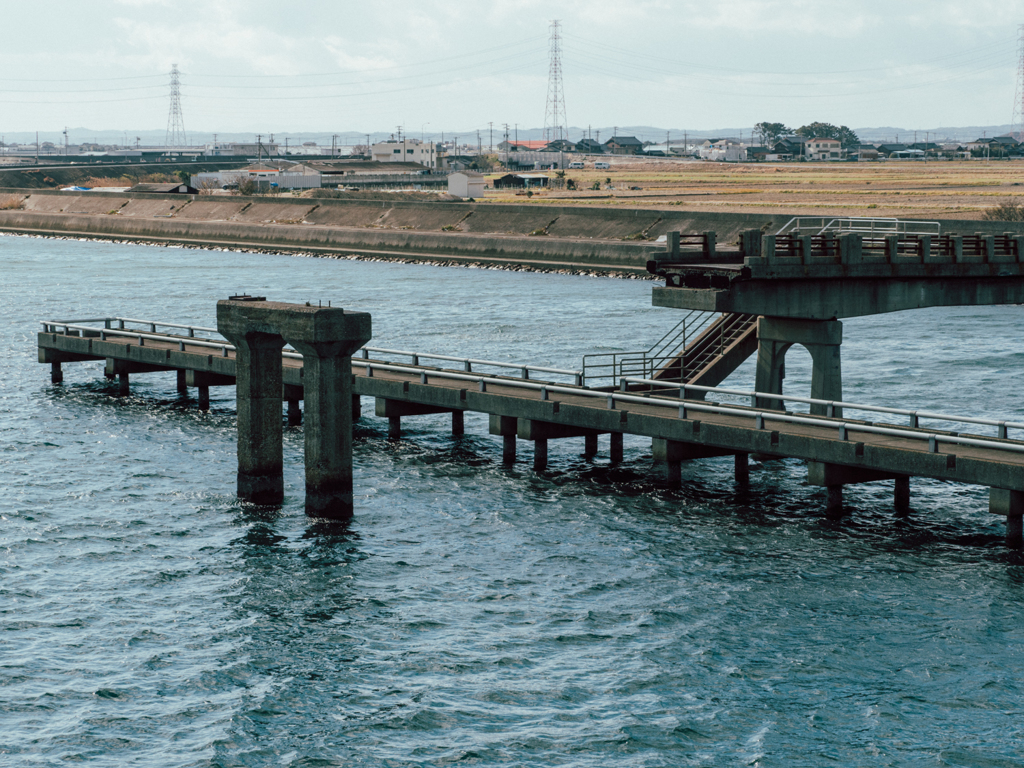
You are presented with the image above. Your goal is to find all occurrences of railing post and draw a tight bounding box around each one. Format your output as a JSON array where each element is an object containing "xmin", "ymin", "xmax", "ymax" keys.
[
  {"xmin": 702, "ymin": 230, "xmax": 716, "ymax": 260},
  {"xmin": 667, "ymin": 230, "xmax": 680, "ymax": 259}
]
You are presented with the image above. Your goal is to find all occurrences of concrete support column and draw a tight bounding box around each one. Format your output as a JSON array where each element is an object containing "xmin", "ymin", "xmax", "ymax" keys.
[
  {"xmin": 990, "ymin": 488, "xmax": 1024, "ymax": 548},
  {"xmin": 652, "ymin": 437, "xmax": 682, "ymax": 488},
  {"xmin": 503, "ymin": 434, "xmax": 517, "ymax": 464},
  {"xmin": 735, "ymin": 453, "xmax": 749, "ymax": 484},
  {"xmin": 489, "ymin": 415, "xmax": 518, "ymax": 464},
  {"xmin": 118, "ymin": 372, "xmax": 130, "ymax": 396},
  {"xmin": 584, "ymin": 433, "xmax": 598, "ymax": 457},
  {"xmin": 222, "ymin": 330, "xmax": 285, "ymax": 504},
  {"xmin": 610, "ymin": 432, "xmax": 624, "ymax": 463},
  {"xmin": 289, "ymin": 336, "xmax": 368, "ymax": 520},
  {"xmin": 533, "ymin": 439, "xmax": 548, "ymax": 471},
  {"xmin": 198, "ymin": 385, "xmax": 210, "ymax": 411},
  {"xmin": 452, "ymin": 410, "xmax": 464, "ymax": 436},
  {"xmin": 894, "ymin": 476, "xmax": 910, "ymax": 512},
  {"xmin": 287, "ymin": 398, "xmax": 302, "ymax": 426},
  {"xmin": 352, "ymin": 394, "xmax": 361, "ymax": 420},
  {"xmin": 755, "ymin": 317, "xmax": 843, "ymax": 417},
  {"xmin": 50, "ymin": 361, "xmax": 63, "ymax": 384},
  {"xmin": 176, "ymin": 369, "xmax": 188, "ymax": 394},
  {"xmin": 388, "ymin": 416, "xmax": 401, "ymax": 440}
]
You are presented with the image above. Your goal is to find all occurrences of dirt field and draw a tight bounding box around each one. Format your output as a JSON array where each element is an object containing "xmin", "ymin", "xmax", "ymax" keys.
[{"xmin": 482, "ymin": 159, "xmax": 1024, "ymax": 220}]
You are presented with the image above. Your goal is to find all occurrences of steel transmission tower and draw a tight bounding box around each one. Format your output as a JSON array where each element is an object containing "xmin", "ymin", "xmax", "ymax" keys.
[
  {"xmin": 165, "ymin": 64, "xmax": 187, "ymax": 147},
  {"xmin": 543, "ymin": 20, "xmax": 568, "ymax": 143},
  {"xmin": 1013, "ymin": 26, "xmax": 1024, "ymax": 141}
]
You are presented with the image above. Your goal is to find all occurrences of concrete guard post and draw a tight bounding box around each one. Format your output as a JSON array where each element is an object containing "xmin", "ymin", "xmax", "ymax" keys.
[{"xmin": 217, "ymin": 296, "xmax": 372, "ymax": 518}]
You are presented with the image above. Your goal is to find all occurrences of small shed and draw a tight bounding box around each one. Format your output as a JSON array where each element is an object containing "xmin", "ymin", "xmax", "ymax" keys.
[
  {"xmin": 130, "ymin": 183, "xmax": 198, "ymax": 194},
  {"xmin": 447, "ymin": 171, "xmax": 485, "ymax": 198}
]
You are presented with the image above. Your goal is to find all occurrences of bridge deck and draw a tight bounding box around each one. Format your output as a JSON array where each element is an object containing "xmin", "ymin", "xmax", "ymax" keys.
[{"xmin": 39, "ymin": 326, "xmax": 1024, "ymax": 495}]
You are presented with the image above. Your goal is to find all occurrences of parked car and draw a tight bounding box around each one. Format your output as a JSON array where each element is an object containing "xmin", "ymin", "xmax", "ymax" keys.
[
  {"xmin": 595, "ymin": 161, "xmax": 610, "ymax": 169},
  {"xmin": 568, "ymin": 161, "xmax": 585, "ymax": 169}
]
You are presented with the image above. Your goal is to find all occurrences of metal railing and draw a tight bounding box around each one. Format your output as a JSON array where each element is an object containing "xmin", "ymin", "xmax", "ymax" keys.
[
  {"xmin": 581, "ymin": 310, "xmax": 717, "ymax": 387},
  {"xmin": 40, "ymin": 316, "xmax": 1024, "ymax": 458},
  {"xmin": 40, "ymin": 317, "xmax": 582, "ymax": 384},
  {"xmin": 353, "ymin": 361, "xmax": 1024, "ymax": 456},
  {"xmin": 776, "ymin": 217, "xmax": 941, "ymax": 237}
]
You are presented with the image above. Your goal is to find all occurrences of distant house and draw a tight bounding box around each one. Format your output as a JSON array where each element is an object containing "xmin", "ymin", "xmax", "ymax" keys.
[
  {"xmin": 497, "ymin": 140, "xmax": 549, "ymax": 151},
  {"xmin": 805, "ymin": 137, "xmax": 842, "ymax": 161},
  {"xmin": 699, "ymin": 139, "xmax": 745, "ymax": 162},
  {"xmin": 543, "ymin": 139, "xmax": 576, "ymax": 152},
  {"xmin": 746, "ymin": 146, "xmax": 769, "ymax": 161},
  {"xmin": 129, "ymin": 182, "xmax": 197, "ymax": 194},
  {"xmin": 447, "ymin": 171, "xmax": 485, "ymax": 198},
  {"xmin": 575, "ymin": 138, "xmax": 604, "ymax": 154},
  {"xmin": 876, "ymin": 144, "xmax": 907, "ymax": 157},
  {"xmin": 492, "ymin": 173, "xmax": 550, "ymax": 189},
  {"xmin": 967, "ymin": 136, "xmax": 1019, "ymax": 156},
  {"xmin": 603, "ymin": 136, "xmax": 644, "ymax": 155}
]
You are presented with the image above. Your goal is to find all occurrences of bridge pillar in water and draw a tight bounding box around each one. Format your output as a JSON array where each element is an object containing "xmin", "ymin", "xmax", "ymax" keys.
[
  {"xmin": 755, "ymin": 317, "xmax": 843, "ymax": 417},
  {"xmin": 489, "ymin": 415, "xmax": 518, "ymax": 464},
  {"xmin": 218, "ymin": 296, "xmax": 371, "ymax": 518},
  {"xmin": 652, "ymin": 438, "xmax": 735, "ymax": 488},
  {"xmin": 990, "ymin": 488, "xmax": 1024, "ymax": 548}
]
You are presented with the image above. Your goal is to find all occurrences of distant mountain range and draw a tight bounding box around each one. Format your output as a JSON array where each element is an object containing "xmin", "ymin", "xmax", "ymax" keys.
[{"xmin": 1, "ymin": 124, "xmax": 1015, "ymax": 147}]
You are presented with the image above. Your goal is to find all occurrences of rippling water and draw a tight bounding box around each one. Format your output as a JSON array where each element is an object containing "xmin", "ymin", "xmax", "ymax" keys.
[{"xmin": 3, "ymin": 234, "xmax": 1024, "ymax": 766}]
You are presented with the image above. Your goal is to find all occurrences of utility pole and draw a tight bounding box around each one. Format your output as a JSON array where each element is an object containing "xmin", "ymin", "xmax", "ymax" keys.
[
  {"xmin": 477, "ymin": 130, "xmax": 481, "ymax": 155},
  {"xmin": 257, "ymin": 134, "xmax": 262, "ymax": 163},
  {"xmin": 35, "ymin": 131, "xmax": 38, "ymax": 164},
  {"xmin": 489, "ymin": 121, "xmax": 493, "ymax": 153}
]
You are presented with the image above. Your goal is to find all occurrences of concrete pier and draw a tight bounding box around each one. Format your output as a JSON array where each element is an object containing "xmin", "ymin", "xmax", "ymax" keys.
[
  {"xmin": 176, "ymin": 369, "xmax": 187, "ymax": 394},
  {"xmin": 990, "ymin": 488, "xmax": 1024, "ymax": 548},
  {"xmin": 610, "ymin": 433, "xmax": 623, "ymax": 463},
  {"xmin": 755, "ymin": 317, "xmax": 843, "ymax": 416},
  {"xmin": 50, "ymin": 361, "xmax": 62, "ymax": 384},
  {"xmin": 217, "ymin": 296, "xmax": 371, "ymax": 517}
]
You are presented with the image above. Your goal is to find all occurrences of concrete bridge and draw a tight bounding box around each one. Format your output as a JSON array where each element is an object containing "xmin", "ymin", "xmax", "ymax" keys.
[{"xmin": 38, "ymin": 293, "xmax": 1024, "ymax": 547}]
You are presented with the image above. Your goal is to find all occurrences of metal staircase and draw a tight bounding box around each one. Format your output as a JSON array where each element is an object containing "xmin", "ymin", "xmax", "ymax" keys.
[
  {"xmin": 581, "ymin": 311, "xmax": 759, "ymax": 389},
  {"xmin": 654, "ymin": 312, "xmax": 757, "ymax": 384}
]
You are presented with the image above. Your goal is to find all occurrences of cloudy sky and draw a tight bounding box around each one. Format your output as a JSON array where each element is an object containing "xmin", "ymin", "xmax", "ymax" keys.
[{"xmin": 1, "ymin": 0, "xmax": 1021, "ymax": 141}]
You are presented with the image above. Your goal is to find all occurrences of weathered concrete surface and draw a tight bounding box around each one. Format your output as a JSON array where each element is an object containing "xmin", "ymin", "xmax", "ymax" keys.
[
  {"xmin": 217, "ymin": 299, "xmax": 372, "ymax": 519},
  {"xmin": 653, "ymin": 278, "xmax": 1024, "ymax": 319},
  {"xmin": 0, "ymin": 208, "xmax": 658, "ymax": 272},
  {"xmin": 173, "ymin": 199, "xmax": 248, "ymax": 221},
  {"xmin": 755, "ymin": 317, "xmax": 843, "ymax": 416}
]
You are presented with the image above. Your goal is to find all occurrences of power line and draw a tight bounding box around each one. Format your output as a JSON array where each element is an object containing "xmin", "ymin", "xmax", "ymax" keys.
[
  {"xmin": 165, "ymin": 64, "xmax": 187, "ymax": 147},
  {"xmin": 543, "ymin": 20, "xmax": 568, "ymax": 143}
]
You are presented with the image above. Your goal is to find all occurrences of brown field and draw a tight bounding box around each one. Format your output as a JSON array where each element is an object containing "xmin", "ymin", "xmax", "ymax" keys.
[{"xmin": 481, "ymin": 159, "xmax": 1024, "ymax": 220}]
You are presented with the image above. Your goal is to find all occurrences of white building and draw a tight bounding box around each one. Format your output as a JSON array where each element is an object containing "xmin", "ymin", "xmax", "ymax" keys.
[
  {"xmin": 699, "ymin": 139, "xmax": 746, "ymax": 162},
  {"xmin": 372, "ymin": 139, "xmax": 436, "ymax": 167},
  {"xmin": 448, "ymin": 171, "xmax": 485, "ymax": 198},
  {"xmin": 805, "ymin": 137, "xmax": 842, "ymax": 161}
]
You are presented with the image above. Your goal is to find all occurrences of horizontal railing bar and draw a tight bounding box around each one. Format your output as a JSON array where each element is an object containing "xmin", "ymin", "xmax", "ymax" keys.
[
  {"xmin": 359, "ymin": 361, "xmax": 1024, "ymax": 455},
  {"xmin": 113, "ymin": 316, "xmax": 220, "ymax": 333},
  {"xmin": 621, "ymin": 377, "xmax": 1024, "ymax": 432},
  {"xmin": 363, "ymin": 346, "xmax": 580, "ymax": 377}
]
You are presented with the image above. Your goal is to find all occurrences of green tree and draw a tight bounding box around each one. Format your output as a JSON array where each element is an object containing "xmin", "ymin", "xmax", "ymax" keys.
[
  {"xmin": 795, "ymin": 122, "xmax": 860, "ymax": 149},
  {"xmin": 754, "ymin": 122, "xmax": 790, "ymax": 147}
]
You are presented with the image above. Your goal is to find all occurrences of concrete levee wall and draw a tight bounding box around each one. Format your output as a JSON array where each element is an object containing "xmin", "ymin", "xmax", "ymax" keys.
[
  {"xmin": 0, "ymin": 208, "xmax": 660, "ymax": 271},
  {"xmin": 6, "ymin": 188, "xmax": 1024, "ymax": 269}
]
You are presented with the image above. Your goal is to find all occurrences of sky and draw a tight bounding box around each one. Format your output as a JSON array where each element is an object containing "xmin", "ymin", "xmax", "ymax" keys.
[{"xmin": 1, "ymin": 0, "xmax": 1023, "ymax": 143}]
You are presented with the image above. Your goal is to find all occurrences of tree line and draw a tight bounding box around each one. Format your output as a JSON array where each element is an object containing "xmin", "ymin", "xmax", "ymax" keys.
[{"xmin": 754, "ymin": 122, "xmax": 860, "ymax": 149}]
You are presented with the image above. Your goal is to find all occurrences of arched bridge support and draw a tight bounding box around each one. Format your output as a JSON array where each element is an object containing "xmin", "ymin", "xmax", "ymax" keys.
[{"xmin": 755, "ymin": 317, "xmax": 843, "ymax": 417}]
